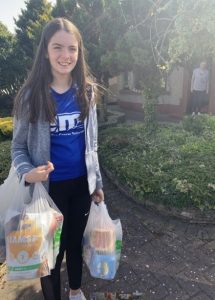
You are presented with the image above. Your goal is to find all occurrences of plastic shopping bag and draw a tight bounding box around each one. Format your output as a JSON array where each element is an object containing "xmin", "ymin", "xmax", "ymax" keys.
[
  {"xmin": 5, "ymin": 181, "xmax": 63, "ymax": 281},
  {"xmin": 83, "ymin": 201, "xmax": 122, "ymax": 280},
  {"xmin": 0, "ymin": 165, "xmax": 22, "ymax": 263}
]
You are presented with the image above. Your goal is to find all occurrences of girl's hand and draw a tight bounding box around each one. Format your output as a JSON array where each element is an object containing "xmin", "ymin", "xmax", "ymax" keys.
[
  {"xmin": 24, "ymin": 161, "xmax": 54, "ymax": 183},
  {"xmin": 91, "ymin": 189, "xmax": 104, "ymax": 203}
]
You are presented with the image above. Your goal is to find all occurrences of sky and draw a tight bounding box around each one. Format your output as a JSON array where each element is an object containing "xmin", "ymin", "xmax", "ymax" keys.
[{"xmin": 0, "ymin": 0, "xmax": 56, "ymax": 33}]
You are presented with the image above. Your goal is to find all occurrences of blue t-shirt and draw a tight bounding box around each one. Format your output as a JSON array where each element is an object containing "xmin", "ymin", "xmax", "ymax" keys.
[{"xmin": 50, "ymin": 85, "xmax": 87, "ymax": 181}]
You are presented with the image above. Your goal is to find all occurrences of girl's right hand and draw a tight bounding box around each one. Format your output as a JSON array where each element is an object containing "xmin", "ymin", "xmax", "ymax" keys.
[{"xmin": 24, "ymin": 161, "xmax": 54, "ymax": 183}]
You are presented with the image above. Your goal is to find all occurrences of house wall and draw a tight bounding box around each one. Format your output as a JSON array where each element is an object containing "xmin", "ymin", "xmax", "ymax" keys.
[
  {"xmin": 208, "ymin": 63, "xmax": 215, "ymax": 114},
  {"xmin": 128, "ymin": 72, "xmax": 135, "ymax": 90},
  {"xmin": 157, "ymin": 67, "xmax": 190, "ymax": 118},
  {"xmin": 158, "ymin": 67, "xmax": 184, "ymax": 106},
  {"xmin": 108, "ymin": 75, "xmax": 124, "ymax": 100},
  {"xmin": 109, "ymin": 64, "xmax": 215, "ymax": 118},
  {"xmin": 109, "ymin": 68, "xmax": 186, "ymax": 118}
]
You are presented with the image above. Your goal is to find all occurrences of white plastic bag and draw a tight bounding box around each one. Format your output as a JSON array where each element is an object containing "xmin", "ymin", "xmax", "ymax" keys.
[
  {"xmin": 0, "ymin": 165, "xmax": 23, "ymax": 263},
  {"xmin": 83, "ymin": 201, "xmax": 122, "ymax": 280},
  {"xmin": 5, "ymin": 181, "xmax": 63, "ymax": 281}
]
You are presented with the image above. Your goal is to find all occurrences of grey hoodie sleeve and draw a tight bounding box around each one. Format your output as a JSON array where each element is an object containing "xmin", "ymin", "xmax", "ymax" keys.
[
  {"xmin": 91, "ymin": 102, "xmax": 103, "ymax": 191},
  {"xmin": 11, "ymin": 116, "xmax": 35, "ymax": 180},
  {"xmin": 87, "ymin": 84, "xmax": 103, "ymax": 191}
]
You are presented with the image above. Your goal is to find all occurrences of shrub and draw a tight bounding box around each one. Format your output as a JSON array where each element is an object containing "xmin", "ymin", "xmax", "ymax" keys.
[
  {"xmin": 182, "ymin": 114, "xmax": 215, "ymax": 135},
  {"xmin": 0, "ymin": 140, "xmax": 11, "ymax": 184},
  {"xmin": 99, "ymin": 116, "xmax": 215, "ymax": 211},
  {"xmin": 0, "ymin": 117, "xmax": 13, "ymax": 138}
]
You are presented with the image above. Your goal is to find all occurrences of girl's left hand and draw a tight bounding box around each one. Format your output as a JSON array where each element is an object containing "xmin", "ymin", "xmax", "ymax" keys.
[{"xmin": 91, "ymin": 189, "xmax": 104, "ymax": 203}]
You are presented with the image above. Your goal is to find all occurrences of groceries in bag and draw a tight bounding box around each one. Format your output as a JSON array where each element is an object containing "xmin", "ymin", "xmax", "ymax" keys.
[
  {"xmin": 83, "ymin": 201, "xmax": 122, "ymax": 280},
  {"xmin": 0, "ymin": 216, "xmax": 6, "ymax": 262},
  {"xmin": 0, "ymin": 164, "xmax": 21, "ymax": 263},
  {"xmin": 5, "ymin": 182, "xmax": 63, "ymax": 280}
]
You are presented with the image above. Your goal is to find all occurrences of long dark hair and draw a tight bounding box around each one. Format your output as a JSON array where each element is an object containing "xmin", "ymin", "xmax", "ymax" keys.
[{"xmin": 13, "ymin": 18, "xmax": 95, "ymax": 123}]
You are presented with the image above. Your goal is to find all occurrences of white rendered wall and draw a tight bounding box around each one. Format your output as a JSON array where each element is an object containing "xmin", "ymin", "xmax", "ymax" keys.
[{"xmin": 158, "ymin": 67, "xmax": 184, "ymax": 105}]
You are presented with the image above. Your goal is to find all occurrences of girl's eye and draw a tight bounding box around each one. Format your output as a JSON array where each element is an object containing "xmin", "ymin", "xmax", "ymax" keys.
[{"xmin": 70, "ymin": 48, "xmax": 77, "ymax": 52}]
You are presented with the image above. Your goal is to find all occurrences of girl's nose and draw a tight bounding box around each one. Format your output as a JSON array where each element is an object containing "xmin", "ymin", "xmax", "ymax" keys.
[{"xmin": 61, "ymin": 48, "xmax": 70, "ymax": 59}]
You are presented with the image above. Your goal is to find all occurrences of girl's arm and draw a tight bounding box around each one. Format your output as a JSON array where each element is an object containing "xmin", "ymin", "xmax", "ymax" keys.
[
  {"xmin": 91, "ymin": 101, "xmax": 103, "ymax": 191},
  {"xmin": 11, "ymin": 116, "xmax": 35, "ymax": 181},
  {"xmin": 11, "ymin": 116, "xmax": 54, "ymax": 183},
  {"xmin": 91, "ymin": 103, "xmax": 104, "ymax": 202}
]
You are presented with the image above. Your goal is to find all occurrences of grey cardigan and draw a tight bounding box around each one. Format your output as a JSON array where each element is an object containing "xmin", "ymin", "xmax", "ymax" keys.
[{"xmin": 11, "ymin": 97, "xmax": 103, "ymax": 195}]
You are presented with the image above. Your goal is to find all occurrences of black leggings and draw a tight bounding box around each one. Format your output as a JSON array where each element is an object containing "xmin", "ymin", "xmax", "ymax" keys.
[{"xmin": 40, "ymin": 176, "xmax": 91, "ymax": 300}]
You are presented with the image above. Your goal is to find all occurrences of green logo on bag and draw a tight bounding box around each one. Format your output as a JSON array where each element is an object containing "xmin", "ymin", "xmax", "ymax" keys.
[
  {"xmin": 8, "ymin": 263, "xmax": 42, "ymax": 272},
  {"xmin": 53, "ymin": 227, "xmax": 62, "ymax": 249},
  {"xmin": 115, "ymin": 240, "xmax": 122, "ymax": 251}
]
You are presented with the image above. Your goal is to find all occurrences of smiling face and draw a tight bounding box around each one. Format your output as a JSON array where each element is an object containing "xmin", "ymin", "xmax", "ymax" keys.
[{"xmin": 47, "ymin": 29, "xmax": 79, "ymax": 80}]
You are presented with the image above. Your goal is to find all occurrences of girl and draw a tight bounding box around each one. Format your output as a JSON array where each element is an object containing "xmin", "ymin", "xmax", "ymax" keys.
[{"xmin": 11, "ymin": 18, "xmax": 104, "ymax": 300}]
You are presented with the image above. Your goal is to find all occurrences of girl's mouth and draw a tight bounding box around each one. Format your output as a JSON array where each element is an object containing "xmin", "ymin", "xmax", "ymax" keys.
[{"xmin": 58, "ymin": 62, "xmax": 71, "ymax": 66}]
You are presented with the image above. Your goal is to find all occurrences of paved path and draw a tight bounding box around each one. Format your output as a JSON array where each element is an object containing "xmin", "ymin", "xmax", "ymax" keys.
[{"xmin": 1, "ymin": 172, "xmax": 215, "ymax": 300}]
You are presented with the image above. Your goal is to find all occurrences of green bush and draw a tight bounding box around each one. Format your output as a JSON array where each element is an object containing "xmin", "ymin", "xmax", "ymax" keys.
[
  {"xmin": 99, "ymin": 115, "xmax": 215, "ymax": 211},
  {"xmin": 0, "ymin": 140, "xmax": 11, "ymax": 184},
  {"xmin": 182, "ymin": 114, "xmax": 215, "ymax": 135},
  {"xmin": 0, "ymin": 117, "xmax": 13, "ymax": 138}
]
